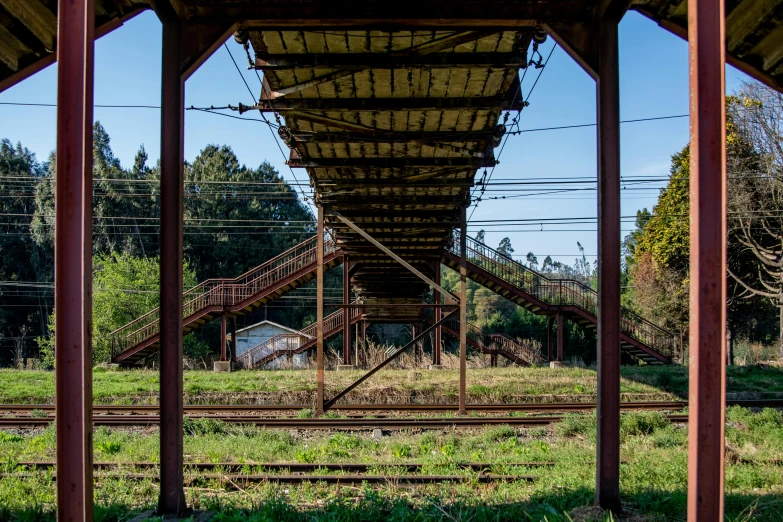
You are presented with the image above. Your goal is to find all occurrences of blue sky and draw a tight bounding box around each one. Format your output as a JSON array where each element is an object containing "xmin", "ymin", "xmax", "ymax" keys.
[{"xmin": 0, "ymin": 11, "xmax": 752, "ymax": 267}]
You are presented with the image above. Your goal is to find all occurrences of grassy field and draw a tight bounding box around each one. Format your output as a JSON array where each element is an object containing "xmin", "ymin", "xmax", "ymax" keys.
[
  {"xmin": 1, "ymin": 364, "xmax": 782, "ymax": 405},
  {"xmin": 0, "ymin": 407, "xmax": 781, "ymax": 520}
]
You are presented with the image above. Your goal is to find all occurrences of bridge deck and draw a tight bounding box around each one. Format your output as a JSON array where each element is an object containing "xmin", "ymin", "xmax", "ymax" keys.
[{"xmin": 251, "ymin": 28, "xmax": 529, "ymax": 300}]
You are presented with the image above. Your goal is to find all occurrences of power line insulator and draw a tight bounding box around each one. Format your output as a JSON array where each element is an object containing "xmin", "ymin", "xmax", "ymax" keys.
[{"xmin": 533, "ymin": 28, "xmax": 548, "ymax": 45}]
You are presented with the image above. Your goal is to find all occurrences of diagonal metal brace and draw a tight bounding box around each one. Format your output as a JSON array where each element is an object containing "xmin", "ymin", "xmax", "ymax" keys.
[
  {"xmin": 330, "ymin": 210, "xmax": 457, "ymax": 304},
  {"xmin": 324, "ymin": 309, "xmax": 458, "ymax": 410}
]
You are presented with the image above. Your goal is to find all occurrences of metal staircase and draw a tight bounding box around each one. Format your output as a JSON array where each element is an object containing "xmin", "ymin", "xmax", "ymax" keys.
[
  {"xmin": 434, "ymin": 313, "xmax": 546, "ymax": 366},
  {"xmin": 110, "ymin": 235, "xmax": 343, "ymax": 365},
  {"xmin": 237, "ymin": 303, "xmax": 362, "ymax": 369},
  {"xmin": 442, "ymin": 232, "xmax": 675, "ymax": 364}
]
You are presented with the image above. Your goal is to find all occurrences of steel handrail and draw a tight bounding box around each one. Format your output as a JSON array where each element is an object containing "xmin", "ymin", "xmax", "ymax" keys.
[
  {"xmin": 111, "ymin": 234, "xmax": 336, "ymax": 358},
  {"xmin": 448, "ymin": 231, "xmax": 675, "ymax": 359}
]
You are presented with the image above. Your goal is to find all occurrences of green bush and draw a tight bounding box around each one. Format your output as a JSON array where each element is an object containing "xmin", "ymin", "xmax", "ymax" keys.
[
  {"xmin": 555, "ymin": 411, "xmax": 596, "ymax": 438},
  {"xmin": 183, "ymin": 417, "xmax": 229, "ymax": 436},
  {"xmin": 621, "ymin": 411, "xmax": 669, "ymax": 438}
]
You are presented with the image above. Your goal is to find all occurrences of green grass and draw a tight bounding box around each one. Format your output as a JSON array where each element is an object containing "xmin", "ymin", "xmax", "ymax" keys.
[
  {"xmin": 0, "ymin": 408, "xmax": 781, "ymax": 520},
  {"xmin": 1, "ymin": 365, "xmax": 781, "ymax": 405}
]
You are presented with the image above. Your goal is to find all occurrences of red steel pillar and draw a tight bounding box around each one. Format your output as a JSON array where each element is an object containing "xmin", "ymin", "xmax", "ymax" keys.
[
  {"xmin": 596, "ymin": 13, "xmax": 622, "ymax": 513},
  {"xmin": 556, "ymin": 313, "xmax": 564, "ymax": 361},
  {"xmin": 458, "ymin": 205, "xmax": 467, "ymax": 415},
  {"xmin": 55, "ymin": 0, "xmax": 94, "ymax": 518},
  {"xmin": 547, "ymin": 316, "xmax": 554, "ymax": 362},
  {"xmin": 688, "ymin": 0, "xmax": 727, "ymax": 517},
  {"xmin": 231, "ymin": 317, "xmax": 237, "ymax": 361},
  {"xmin": 434, "ymin": 263, "xmax": 442, "ymax": 365},
  {"xmin": 343, "ymin": 255, "xmax": 351, "ymax": 365},
  {"xmin": 316, "ymin": 206, "xmax": 325, "ymax": 414},
  {"xmin": 157, "ymin": 4, "xmax": 187, "ymax": 515},
  {"xmin": 220, "ymin": 314, "xmax": 227, "ymax": 361}
]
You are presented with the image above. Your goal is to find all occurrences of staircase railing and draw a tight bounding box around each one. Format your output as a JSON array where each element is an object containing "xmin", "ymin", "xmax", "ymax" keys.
[
  {"xmin": 435, "ymin": 311, "xmax": 543, "ymax": 365},
  {"xmin": 111, "ymin": 235, "xmax": 336, "ymax": 359},
  {"xmin": 237, "ymin": 301, "xmax": 362, "ymax": 369},
  {"xmin": 488, "ymin": 333, "xmax": 547, "ymax": 365},
  {"xmin": 448, "ymin": 231, "xmax": 675, "ymax": 359}
]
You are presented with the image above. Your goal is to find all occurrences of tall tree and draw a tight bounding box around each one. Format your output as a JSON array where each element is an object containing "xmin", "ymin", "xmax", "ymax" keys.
[{"xmin": 726, "ymin": 84, "xmax": 783, "ymax": 357}]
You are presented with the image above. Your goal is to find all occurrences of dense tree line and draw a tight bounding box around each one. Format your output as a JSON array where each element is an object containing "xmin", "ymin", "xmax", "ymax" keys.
[
  {"xmin": 624, "ymin": 83, "xmax": 783, "ymax": 362},
  {"xmin": 0, "ymin": 122, "xmax": 316, "ymax": 366}
]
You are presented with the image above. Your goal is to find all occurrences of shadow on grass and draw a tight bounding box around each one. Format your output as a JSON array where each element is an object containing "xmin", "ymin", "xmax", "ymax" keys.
[{"xmin": 1, "ymin": 487, "xmax": 781, "ymax": 521}]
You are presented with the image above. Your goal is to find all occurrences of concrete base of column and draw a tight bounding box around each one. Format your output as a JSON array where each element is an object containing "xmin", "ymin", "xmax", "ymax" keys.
[
  {"xmin": 336, "ymin": 364, "xmax": 356, "ymax": 371},
  {"xmin": 550, "ymin": 361, "xmax": 569, "ymax": 369},
  {"xmin": 213, "ymin": 361, "xmax": 232, "ymax": 372},
  {"xmin": 427, "ymin": 364, "xmax": 444, "ymax": 370},
  {"xmin": 98, "ymin": 363, "xmax": 120, "ymax": 371}
]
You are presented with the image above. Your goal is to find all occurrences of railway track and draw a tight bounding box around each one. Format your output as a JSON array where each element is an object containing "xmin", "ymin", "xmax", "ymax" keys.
[
  {"xmin": 0, "ymin": 472, "xmax": 534, "ymax": 484},
  {"xmin": 0, "ymin": 399, "xmax": 777, "ymax": 429},
  {"xmin": 0, "ymin": 413, "xmax": 691, "ymax": 428},
  {"xmin": 12, "ymin": 461, "xmax": 553, "ymax": 472},
  {"xmin": 4, "ymin": 461, "xmax": 543, "ymax": 485},
  {"xmin": 0, "ymin": 398, "xmax": 779, "ymax": 416}
]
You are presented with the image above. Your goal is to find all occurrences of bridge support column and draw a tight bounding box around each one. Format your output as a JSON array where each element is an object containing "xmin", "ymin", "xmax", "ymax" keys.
[
  {"xmin": 434, "ymin": 263, "xmax": 442, "ymax": 366},
  {"xmin": 220, "ymin": 314, "xmax": 227, "ymax": 361},
  {"xmin": 556, "ymin": 313, "xmax": 564, "ymax": 361},
  {"xmin": 687, "ymin": 0, "xmax": 727, "ymax": 518},
  {"xmin": 54, "ymin": 0, "xmax": 94, "ymax": 517},
  {"xmin": 547, "ymin": 316, "xmax": 554, "ymax": 362},
  {"xmin": 596, "ymin": 12, "xmax": 622, "ymax": 514},
  {"xmin": 231, "ymin": 317, "xmax": 237, "ymax": 361},
  {"xmin": 458, "ymin": 205, "xmax": 467, "ymax": 416},
  {"xmin": 156, "ymin": 4, "xmax": 188, "ymax": 515},
  {"xmin": 343, "ymin": 256, "xmax": 351, "ymax": 365},
  {"xmin": 316, "ymin": 205, "xmax": 325, "ymax": 415}
]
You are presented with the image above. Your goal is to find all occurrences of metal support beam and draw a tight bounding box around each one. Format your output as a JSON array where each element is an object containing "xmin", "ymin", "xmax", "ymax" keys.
[
  {"xmin": 55, "ymin": 0, "xmax": 94, "ymax": 517},
  {"xmin": 331, "ymin": 211, "xmax": 457, "ymax": 303},
  {"xmin": 289, "ymin": 129, "xmax": 497, "ymax": 144},
  {"xmin": 157, "ymin": 4, "xmax": 187, "ymax": 515},
  {"xmin": 434, "ymin": 263, "xmax": 442, "ymax": 366},
  {"xmin": 255, "ymin": 94, "xmax": 525, "ymax": 112},
  {"xmin": 557, "ymin": 313, "xmax": 564, "ymax": 361},
  {"xmin": 230, "ymin": 317, "xmax": 237, "ymax": 361},
  {"xmin": 316, "ymin": 206, "xmax": 325, "ymax": 415},
  {"xmin": 324, "ymin": 310, "xmax": 458, "ymax": 410},
  {"xmin": 547, "ymin": 316, "xmax": 554, "ymax": 361},
  {"xmin": 289, "ymin": 156, "xmax": 497, "ymax": 169},
  {"xmin": 220, "ymin": 314, "xmax": 227, "ymax": 361},
  {"xmin": 343, "ymin": 256, "xmax": 351, "ymax": 365},
  {"xmin": 687, "ymin": 0, "xmax": 727, "ymax": 517},
  {"xmin": 596, "ymin": 13, "xmax": 622, "ymax": 514},
  {"xmin": 459, "ymin": 205, "xmax": 467, "ymax": 416}
]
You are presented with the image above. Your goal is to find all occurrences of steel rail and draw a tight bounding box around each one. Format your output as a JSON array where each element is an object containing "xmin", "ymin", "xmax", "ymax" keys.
[
  {"xmin": 12, "ymin": 462, "xmax": 553, "ymax": 472},
  {"xmin": 0, "ymin": 414, "xmax": 690, "ymax": 429},
  {"xmin": 0, "ymin": 399, "xmax": 780, "ymax": 415},
  {"xmin": 0, "ymin": 472, "xmax": 535, "ymax": 484}
]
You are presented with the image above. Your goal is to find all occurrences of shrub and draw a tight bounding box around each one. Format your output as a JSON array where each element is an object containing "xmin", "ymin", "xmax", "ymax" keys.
[{"xmin": 621, "ymin": 411, "xmax": 669, "ymax": 438}]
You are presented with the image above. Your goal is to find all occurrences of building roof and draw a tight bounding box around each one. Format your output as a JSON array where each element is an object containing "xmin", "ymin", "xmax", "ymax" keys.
[{"xmin": 232, "ymin": 319, "xmax": 304, "ymax": 337}]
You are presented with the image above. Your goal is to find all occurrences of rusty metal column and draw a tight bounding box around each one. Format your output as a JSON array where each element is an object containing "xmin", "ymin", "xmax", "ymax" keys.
[
  {"xmin": 459, "ymin": 205, "xmax": 467, "ymax": 415},
  {"xmin": 547, "ymin": 316, "xmax": 554, "ymax": 362},
  {"xmin": 688, "ymin": 0, "xmax": 727, "ymax": 516},
  {"xmin": 556, "ymin": 313, "xmax": 564, "ymax": 361},
  {"xmin": 231, "ymin": 317, "xmax": 237, "ymax": 361},
  {"xmin": 434, "ymin": 263, "xmax": 442, "ymax": 365},
  {"xmin": 343, "ymin": 255, "xmax": 350, "ymax": 365},
  {"xmin": 596, "ymin": 13, "xmax": 622, "ymax": 514},
  {"xmin": 316, "ymin": 205, "xmax": 325, "ymax": 415},
  {"xmin": 157, "ymin": 6, "xmax": 187, "ymax": 515},
  {"xmin": 55, "ymin": 0, "xmax": 94, "ymax": 518},
  {"xmin": 220, "ymin": 314, "xmax": 227, "ymax": 361}
]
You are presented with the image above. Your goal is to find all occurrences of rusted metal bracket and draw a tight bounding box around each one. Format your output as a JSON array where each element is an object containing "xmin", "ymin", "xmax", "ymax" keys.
[
  {"xmin": 324, "ymin": 309, "xmax": 458, "ymax": 410},
  {"xmin": 330, "ymin": 210, "xmax": 457, "ymax": 304}
]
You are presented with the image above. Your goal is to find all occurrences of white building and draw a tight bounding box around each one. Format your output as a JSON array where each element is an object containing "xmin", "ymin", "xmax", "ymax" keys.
[{"xmin": 231, "ymin": 320, "xmax": 310, "ymax": 369}]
